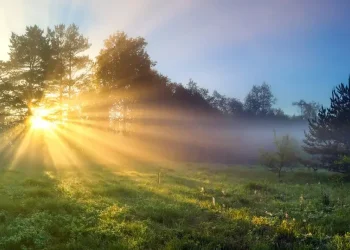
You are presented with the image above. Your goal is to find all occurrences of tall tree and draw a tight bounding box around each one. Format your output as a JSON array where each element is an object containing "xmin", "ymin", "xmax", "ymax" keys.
[
  {"xmin": 96, "ymin": 32, "xmax": 155, "ymax": 132},
  {"xmin": 47, "ymin": 24, "xmax": 91, "ymax": 99},
  {"xmin": 96, "ymin": 31, "xmax": 154, "ymax": 90},
  {"xmin": 303, "ymin": 77, "xmax": 350, "ymax": 173},
  {"xmin": 244, "ymin": 82, "xmax": 276, "ymax": 116},
  {"xmin": 8, "ymin": 25, "xmax": 50, "ymax": 116},
  {"xmin": 46, "ymin": 24, "xmax": 91, "ymax": 120}
]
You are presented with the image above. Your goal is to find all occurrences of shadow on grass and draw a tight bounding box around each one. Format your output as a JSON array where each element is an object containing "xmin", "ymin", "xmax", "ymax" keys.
[{"xmin": 0, "ymin": 156, "xmax": 346, "ymax": 250}]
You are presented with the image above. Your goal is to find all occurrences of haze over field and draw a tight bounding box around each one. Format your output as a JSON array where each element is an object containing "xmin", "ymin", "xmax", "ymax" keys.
[{"xmin": 1, "ymin": 1, "xmax": 350, "ymax": 249}]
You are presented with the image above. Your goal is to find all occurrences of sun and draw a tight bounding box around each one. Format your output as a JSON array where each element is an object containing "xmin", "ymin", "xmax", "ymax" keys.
[
  {"xmin": 31, "ymin": 116, "xmax": 51, "ymax": 130},
  {"xmin": 30, "ymin": 108, "xmax": 52, "ymax": 130}
]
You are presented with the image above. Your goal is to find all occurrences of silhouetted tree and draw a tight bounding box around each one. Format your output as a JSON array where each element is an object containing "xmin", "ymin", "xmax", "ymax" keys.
[
  {"xmin": 293, "ymin": 100, "xmax": 320, "ymax": 121},
  {"xmin": 96, "ymin": 32, "xmax": 155, "ymax": 133},
  {"xmin": 244, "ymin": 82, "xmax": 276, "ymax": 116},
  {"xmin": 171, "ymin": 82, "xmax": 214, "ymax": 113},
  {"xmin": 303, "ymin": 77, "xmax": 350, "ymax": 174},
  {"xmin": 226, "ymin": 97, "xmax": 244, "ymax": 116},
  {"xmin": 211, "ymin": 91, "xmax": 229, "ymax": 114},
  {"xmin": 46, "ymin": 24, "xmax": 91, "ymax": 120},
  {"xmin": 7, "ymin": 25, "xmax": 50, "ymax": 117}
]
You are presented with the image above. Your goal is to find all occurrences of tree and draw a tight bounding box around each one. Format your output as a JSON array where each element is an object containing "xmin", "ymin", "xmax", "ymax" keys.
[
  {"xmin": 96, "ymin": 32, "xmax": 155, "ymax": 133},
  {"xmin": 244, "ymin": 82, "xmax": 276, "ymax": 116},
  {"xmin": 211, "ymin": 90, "xmax": 229, "ymax": 114},
  {"xmin": 96, "ymin": 31, "xmax": 154, "ymax": 90},
  {"xmin": 260, "ymin": 131, "xmax": 298, "ymax": 178},
  {"xmin": 270, "ymin": 108, "xmax": 288, "ymax": 119},
  {"xmin": 292, "ymin": 100, "xmax": 320, "ymax": 121},
  {"xmin": 47, "ymin": 24, "xmax": 91, "ymax": 119},
  {"xmin": 7, "ymin": 25, "xmax": 50, "ymax": 117},
  {"xmin": 175, "ymin": 79, "xmax": 217, "ymax": 114},
  {"xmin": 0, "ymin": 61, "xmax": 27, "ymax": 127},
  {"xmin": 303, "ymin": 77, "xmax": 350, "ymax": 174},
  {"xmin": 226, "ymin": 97, "xmax": 244, "ymax": 116}
]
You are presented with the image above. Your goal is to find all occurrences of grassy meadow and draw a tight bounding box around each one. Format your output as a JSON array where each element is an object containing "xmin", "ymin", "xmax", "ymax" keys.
[{"xmin": 0, "ymin": 162, "xmax": 349, "ymax": 250}]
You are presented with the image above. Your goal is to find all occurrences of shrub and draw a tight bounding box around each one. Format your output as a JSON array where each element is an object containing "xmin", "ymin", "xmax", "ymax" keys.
[{"xmin": 260, "ymin": 131, "xmax": 299, "ymax": 179}]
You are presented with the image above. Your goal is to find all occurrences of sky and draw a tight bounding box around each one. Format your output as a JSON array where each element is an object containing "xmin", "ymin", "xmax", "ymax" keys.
[{"xmin": 0, "ymin": 0, "xmax": 350, "ymax": 115}]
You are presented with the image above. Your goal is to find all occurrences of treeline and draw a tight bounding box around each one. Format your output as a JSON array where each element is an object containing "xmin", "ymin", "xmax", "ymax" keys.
[
  {"xmin": 0, "ymin": 24, "xmax": 320, "ymax": 128},
  {"xmin": 0, "ymin": 24, "xmax": 320, "ymax": 163}
]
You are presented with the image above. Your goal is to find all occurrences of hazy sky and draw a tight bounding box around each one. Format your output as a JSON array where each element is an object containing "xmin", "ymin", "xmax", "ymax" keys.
[{"xmin": 0, "ymin": 0, "xmax": 350, "ymax": 114}]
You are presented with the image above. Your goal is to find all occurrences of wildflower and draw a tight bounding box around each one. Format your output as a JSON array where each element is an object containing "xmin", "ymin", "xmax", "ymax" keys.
[{"xmin": 200, "ymin": 187, "xmax": 205, "ymax": 193}]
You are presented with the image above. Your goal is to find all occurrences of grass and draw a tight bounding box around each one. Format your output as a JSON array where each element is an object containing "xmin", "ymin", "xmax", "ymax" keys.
[{"xmin": 0, "ymin": 162, "xmax": 349, "ymax": 249}]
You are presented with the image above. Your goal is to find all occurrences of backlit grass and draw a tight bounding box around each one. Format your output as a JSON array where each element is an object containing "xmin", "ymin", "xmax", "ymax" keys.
[{"xmin": 0, "ymin": 163, "xmax": 349, "ymax": 249}]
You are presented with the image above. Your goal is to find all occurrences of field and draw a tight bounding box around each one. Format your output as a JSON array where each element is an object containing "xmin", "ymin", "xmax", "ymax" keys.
[{"xmin": 0, "ymin": 162, "xmax": 349, "ymax": 250}]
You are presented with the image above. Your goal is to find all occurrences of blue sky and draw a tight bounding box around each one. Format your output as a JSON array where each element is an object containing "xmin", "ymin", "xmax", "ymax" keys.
[{"xmin": 1, "ymin": 0, "xmax": 350, "ymax": 114}]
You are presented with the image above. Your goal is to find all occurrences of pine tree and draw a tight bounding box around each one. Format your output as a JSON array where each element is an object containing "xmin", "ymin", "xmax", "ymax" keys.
[{"xmin": 303, "ymin": 76, "xmax": 350, "ymax": 173}]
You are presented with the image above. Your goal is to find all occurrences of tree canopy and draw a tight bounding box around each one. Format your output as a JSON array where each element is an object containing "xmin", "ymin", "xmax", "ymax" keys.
[{"xmin": 0, "ymin": 23, "xmax": 320, "ymax": 165}]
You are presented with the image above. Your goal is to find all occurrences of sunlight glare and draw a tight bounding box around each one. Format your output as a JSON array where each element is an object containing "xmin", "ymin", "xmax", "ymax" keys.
[{"xmin": 30, "ymin": 108, "xmax": 52, "ymax": 130}]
